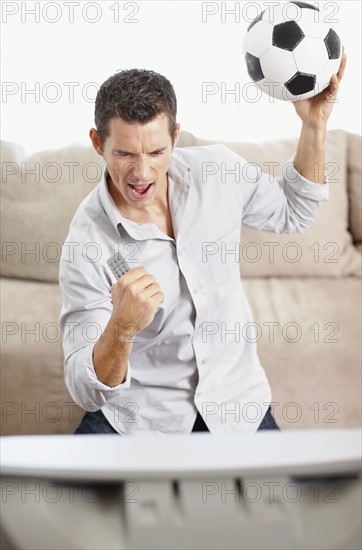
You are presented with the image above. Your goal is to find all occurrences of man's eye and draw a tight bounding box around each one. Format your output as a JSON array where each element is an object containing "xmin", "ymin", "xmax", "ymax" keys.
[{"xmin": 151, "ymin": 151, "xmax": 163, "ymax": 156}]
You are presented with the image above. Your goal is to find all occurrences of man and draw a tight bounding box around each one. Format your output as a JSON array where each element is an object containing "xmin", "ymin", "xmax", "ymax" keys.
[{"xmin": 59, "ymin": 57, "xmax": 346, "ymax": 435}]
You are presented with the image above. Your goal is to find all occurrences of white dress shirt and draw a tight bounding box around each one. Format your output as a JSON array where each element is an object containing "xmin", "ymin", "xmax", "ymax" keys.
[{"xmin": 59, "ymin": 145, "xmax": 329, "ymax": 435}]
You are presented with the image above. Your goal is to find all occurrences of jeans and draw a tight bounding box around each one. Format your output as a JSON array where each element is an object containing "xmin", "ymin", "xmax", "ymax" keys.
[{"xmin": 74, "ymin": 406, "xmax": 280, "ymax": 434}]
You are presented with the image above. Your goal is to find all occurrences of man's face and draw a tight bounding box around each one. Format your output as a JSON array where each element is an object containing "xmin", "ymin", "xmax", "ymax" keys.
[{"xmin": 90, "ymin": 113, "xmax": 179, "ymax": 212}]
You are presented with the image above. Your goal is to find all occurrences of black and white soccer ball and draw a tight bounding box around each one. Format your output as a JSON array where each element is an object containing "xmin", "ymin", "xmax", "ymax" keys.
[{"xmin": 243, "ymin": 1, "xmax": 342, "ymax": 101}]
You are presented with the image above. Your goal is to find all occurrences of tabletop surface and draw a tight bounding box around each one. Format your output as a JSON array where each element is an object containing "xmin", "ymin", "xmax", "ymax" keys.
[{"xmin": 1, "ymin": 429, "xmax": 361, "ymax": 481}]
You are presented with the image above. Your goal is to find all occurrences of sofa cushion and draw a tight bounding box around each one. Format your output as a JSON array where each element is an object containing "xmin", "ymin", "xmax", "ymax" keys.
[
  {"xmin": 178, "ymin": 130, "xmax": 361, "ymax": 278},
  {"xmin": 1, "ymin": 141, "xmax": 104, "ymax": 283},
  {"xmin": 0, "ymin": 278, "xmax": 83, "ymax": 435},
  {"xmin": 242, "ymin": 277, "xmax": 362, "ymax": 429}
]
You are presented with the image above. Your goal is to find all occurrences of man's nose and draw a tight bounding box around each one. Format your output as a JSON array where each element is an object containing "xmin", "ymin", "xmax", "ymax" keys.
[{"xmin": 131, "ymin": 157, "xmax": 153, "ymax": 182}]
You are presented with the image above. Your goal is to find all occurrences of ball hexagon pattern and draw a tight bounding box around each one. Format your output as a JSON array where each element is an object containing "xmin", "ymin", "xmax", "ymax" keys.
[{"xmin": 243, "ymin": 1, "xmax": 342, "ymax": 101}]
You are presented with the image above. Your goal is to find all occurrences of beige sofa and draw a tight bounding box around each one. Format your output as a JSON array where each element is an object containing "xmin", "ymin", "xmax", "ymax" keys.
[{"xmin": 1, "ymin": 129, "xmax": 361, "ymax": 435}]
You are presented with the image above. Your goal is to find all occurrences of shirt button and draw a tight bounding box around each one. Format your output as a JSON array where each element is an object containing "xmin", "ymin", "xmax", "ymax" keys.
[{"xmin": 177, "ymin": 249, "xmax": 182, "ymax": 256}]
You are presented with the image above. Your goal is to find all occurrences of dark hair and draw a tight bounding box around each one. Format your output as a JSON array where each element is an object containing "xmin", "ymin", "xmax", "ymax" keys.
[{"xmin": 94, "ymin": 69, "xmax": 177, "ymax": 144}]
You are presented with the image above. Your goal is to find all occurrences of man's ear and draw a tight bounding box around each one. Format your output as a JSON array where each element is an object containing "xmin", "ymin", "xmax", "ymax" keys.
[
  {"xmin": 89, "ymin": 128, "xmax": 103, "ymax": 156},
  {"xmin": 172, "ymin": 123, "xmax": 181, "ymax": 148}
]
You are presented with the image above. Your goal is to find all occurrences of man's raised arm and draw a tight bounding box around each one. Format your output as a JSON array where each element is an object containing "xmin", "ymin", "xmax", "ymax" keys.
[{"xmin": 293, "ymin": 50, "xmax": 347, "ymax": 184}]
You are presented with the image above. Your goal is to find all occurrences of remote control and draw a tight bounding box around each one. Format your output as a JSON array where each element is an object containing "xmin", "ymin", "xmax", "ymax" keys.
[{"xmin": 107, "ymin": 252, "xmax": 130, "ymax": 279}]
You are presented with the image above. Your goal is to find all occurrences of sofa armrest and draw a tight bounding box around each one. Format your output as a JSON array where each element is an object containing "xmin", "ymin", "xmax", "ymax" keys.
[{"xmin": 347, "ymin": 132, "xmax": 362, "ymax": 244}]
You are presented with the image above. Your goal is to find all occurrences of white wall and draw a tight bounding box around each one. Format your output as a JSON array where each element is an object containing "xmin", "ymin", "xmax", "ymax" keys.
[{"xmin": 1, "ymin": 0, "xmax": 360, "ymax": 154}]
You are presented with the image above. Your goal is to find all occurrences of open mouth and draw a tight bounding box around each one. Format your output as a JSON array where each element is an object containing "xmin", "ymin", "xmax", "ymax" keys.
[{"xmin": 127, "ymin": 182, "xmax": 154, "ymax": 199}]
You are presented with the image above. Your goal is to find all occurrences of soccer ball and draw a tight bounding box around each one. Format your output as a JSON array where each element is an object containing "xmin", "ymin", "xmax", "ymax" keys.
[{"xmin": 243, "ymin": 1, "xmax": 342, "ymax": 101}]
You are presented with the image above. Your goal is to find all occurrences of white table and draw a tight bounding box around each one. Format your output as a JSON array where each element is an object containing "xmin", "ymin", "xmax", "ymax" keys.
[{"xmin": 1, "ymin": 429, "xmax": 361, "ymax": 550}]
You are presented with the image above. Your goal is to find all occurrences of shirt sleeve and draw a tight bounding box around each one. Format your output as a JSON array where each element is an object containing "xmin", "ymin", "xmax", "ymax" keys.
[
  {"xmin": 238, "ymin": 151, "xmax": 330, "ymax": 234},
  {"xmin": 58, "ymin": 259, "xmax": 132, "ymax": 411}
]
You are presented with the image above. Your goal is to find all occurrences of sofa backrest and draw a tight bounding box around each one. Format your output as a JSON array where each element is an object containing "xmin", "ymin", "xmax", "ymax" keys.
[{"xmin": 1, "ymin": 130, "xmax": 361, "ymax": 282}]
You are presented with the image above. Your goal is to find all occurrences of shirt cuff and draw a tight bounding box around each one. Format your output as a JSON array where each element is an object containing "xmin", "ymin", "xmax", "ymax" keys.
[
  {"xmin": 283, "ymin": 155, "xmax": 330, "ymax": 202},
  {"xmin": 82, "ymin": 344, "xmax": 132, "ymax": 391}
]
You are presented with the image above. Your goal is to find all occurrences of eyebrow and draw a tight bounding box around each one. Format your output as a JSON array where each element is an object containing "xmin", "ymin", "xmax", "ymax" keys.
[{"xmin": 113, "ymin": 147, "xmax": 167, "ymax": 155}]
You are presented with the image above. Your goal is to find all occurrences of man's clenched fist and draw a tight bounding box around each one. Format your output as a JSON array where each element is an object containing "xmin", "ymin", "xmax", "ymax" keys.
[{"xmin": 110, "ymin": 266, "xmax": 164, "ymax": 335}]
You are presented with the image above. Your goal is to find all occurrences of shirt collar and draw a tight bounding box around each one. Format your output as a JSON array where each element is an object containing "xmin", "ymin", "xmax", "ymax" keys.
[{"xmin": 99, "ymin": 149, "xmax": 192, "ymax": 241}]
